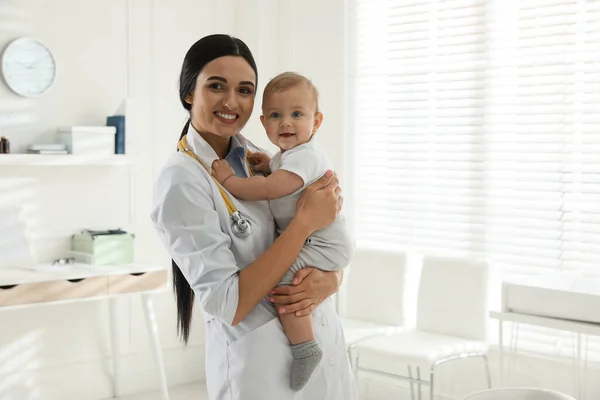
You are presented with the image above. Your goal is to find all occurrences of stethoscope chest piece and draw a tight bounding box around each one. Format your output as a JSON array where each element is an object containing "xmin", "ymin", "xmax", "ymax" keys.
[
  {"xmin": 231, "ymin": 211, "xmax": 253, "ymax": 238},
  {"xmin": 178, "ymin": 135, "xmax": 255, "ymax": 239}
]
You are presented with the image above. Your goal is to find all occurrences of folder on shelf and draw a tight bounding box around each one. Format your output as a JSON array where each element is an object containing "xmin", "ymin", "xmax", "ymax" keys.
[{"xmin": 106, "ymin": 115, "xmax": 125, "ymax": 154}]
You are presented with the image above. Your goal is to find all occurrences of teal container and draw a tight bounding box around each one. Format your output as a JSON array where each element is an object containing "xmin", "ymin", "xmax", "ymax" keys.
[{"xmin": 71, "ymin": 229, "xmax": 134, "ymax": 266}]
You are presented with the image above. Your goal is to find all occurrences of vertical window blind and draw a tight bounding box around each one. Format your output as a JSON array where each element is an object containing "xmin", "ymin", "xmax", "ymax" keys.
[{"xmin": 349, "ymin": 0, "xmax": 600, "ymax": 358}]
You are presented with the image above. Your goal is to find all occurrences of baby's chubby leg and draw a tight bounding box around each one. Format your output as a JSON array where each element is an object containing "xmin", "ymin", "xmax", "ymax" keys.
[
  {"xmin": 278, "ymin": 305, "xmax": 323, "ymax": 391},
  {"xmin": 279, "ymin": 310, "xmax": 315, "ymax": 345}
]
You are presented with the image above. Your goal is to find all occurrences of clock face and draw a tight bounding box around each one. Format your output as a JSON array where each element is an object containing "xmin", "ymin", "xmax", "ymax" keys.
[{"xmin": 1, "ymin": 38, "xmax": 56, "ymax": 97}]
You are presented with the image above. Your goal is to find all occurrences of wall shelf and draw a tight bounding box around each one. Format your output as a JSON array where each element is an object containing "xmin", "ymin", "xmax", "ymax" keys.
[{"xmin": 0, "ymin": 154, "xmax": 132, "ymax": 166}]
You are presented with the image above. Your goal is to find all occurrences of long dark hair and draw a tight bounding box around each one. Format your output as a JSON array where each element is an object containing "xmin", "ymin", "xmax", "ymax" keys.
[{"xmin": 173, "ymin": 34, "xmax": 258, "ymax": 344}]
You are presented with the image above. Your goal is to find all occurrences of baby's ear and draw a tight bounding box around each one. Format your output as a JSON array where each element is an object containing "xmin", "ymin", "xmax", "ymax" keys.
[
  {"xmin": 313, "ymin": 112, "xmax": 324, "ymax": 133},
  {"xmin": 260, "ymin": 115, "xmax": 266, "ymax": 128}
]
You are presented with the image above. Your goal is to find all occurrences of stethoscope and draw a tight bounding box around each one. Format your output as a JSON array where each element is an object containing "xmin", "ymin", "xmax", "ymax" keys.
[{"xmin": 178, "ymin": 136, "xmax": 254, "ymax": 238}]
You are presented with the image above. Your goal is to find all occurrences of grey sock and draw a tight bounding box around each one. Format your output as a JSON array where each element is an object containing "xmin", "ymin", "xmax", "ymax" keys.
[{"xmin": 290, "ymin": 340, "xmax": 323, "ymax": 391}]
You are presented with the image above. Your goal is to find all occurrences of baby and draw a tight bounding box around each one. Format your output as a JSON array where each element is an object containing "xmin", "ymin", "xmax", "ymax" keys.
[{"xmin": 212, "ymin": 72, "xmax": 354, "ymax": 391}]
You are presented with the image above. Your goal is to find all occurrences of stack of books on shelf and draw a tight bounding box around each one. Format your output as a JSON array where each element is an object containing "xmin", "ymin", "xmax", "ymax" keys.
[{"xmin": 27, "ymin": 143, "xmax": 68, "ymax": 154}]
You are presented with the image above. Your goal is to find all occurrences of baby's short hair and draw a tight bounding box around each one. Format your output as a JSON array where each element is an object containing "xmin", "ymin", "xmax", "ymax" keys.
[{"xmin": 262, "ymin": 72, "xmax": 320, "ymax": 112}]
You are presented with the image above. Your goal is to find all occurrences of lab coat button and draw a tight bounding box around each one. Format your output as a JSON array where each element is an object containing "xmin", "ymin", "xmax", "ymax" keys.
[
  {"xmin": 321, "ymin": 317, "xmax": 327, "ymax": 326},
  {"xmin": 329, "ymin": 357, "xmax": 335, "ymax": 365}
]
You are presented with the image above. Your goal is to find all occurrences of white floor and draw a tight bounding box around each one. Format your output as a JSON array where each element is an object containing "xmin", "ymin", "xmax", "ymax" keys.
[
  {"xmin": 112, "ymin": 382, "xmax": 413, "ymax": 400},
  {"xmin": 115, "ymin": 382, "xmax": 209, "ymax": 400},
  {"xmin": 113, "ymin": 382, "xmax": 426, "ymax": 400}
]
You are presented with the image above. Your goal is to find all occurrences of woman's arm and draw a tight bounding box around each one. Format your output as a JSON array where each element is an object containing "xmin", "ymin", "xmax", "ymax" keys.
[
  {"xmin": 233, "ymin": 170, "xmax": 340, "ymax": 324},
  {"xmin": 153, "ymin": 167, "xmax": 341, "ymax": 326}
]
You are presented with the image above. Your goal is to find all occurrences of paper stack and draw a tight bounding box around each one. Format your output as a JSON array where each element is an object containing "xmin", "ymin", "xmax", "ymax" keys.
[{"xmin": 27, "ymin": 143, "xmax": 68, "ymax": 154}]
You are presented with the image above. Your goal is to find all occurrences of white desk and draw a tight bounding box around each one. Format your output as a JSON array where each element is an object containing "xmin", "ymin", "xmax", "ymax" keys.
[
  {"xmin": 491, "ymin": 310, "xmax": 600, "ymax": 400},
  {"xmin": 491, "ymin": 273, "xmax": 600, "ymax": 400},
  {"xmin": 0, "ymin": 263, "xmax": 170, "ymax": 400}
]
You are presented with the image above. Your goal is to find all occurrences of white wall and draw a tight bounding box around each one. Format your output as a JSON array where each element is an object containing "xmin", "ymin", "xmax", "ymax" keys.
[{"xmin": 0, "ymin": 1, "xmax": 347, "ymax": 399}]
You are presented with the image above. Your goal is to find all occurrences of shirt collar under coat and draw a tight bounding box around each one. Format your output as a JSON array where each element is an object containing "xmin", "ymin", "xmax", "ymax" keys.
[{"xmin": 185, "ymin": 121, "xmax": 249, "ymax": 171}]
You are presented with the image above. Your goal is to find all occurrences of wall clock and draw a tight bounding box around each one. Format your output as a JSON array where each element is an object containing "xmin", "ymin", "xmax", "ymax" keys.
[{"xmin": 1, "ymin": 37, "xmax": 56, "ymax": 97}]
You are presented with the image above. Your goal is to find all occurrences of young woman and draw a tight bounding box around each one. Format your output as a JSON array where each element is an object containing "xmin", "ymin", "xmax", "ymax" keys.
[{"xmin": 151, "ymin": 34, "xmax": 356, "ymax": 399}]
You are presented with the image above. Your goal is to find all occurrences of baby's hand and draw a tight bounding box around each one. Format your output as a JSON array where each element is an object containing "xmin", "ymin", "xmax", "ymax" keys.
[
  {"xmin": 249, "ymin": 152, "xmax": 272, "ymax": 174},
  {"xmin": 211, "ymin": 159, "xmax": 235, "ymax": 184}
]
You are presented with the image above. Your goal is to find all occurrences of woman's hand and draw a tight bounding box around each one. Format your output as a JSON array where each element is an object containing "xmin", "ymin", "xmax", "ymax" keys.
[
  {"xmin": 294, "ymin": 170, "xmax": 343, "ymax": 235},
  {"xmin": 269, "ymin": 268, "xmax": 342, "ymax": 316}
]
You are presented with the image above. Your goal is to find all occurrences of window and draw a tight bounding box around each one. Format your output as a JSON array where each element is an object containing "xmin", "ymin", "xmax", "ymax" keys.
[{"xmin": 349, "ymin": 0, "xmax": 600, "ymax": 358}]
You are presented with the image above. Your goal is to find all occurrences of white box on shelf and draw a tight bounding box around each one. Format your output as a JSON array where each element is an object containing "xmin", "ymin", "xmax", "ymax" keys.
[{"xmin": 58, "ymin": 126, "xmax": 116, "ymax": 155}]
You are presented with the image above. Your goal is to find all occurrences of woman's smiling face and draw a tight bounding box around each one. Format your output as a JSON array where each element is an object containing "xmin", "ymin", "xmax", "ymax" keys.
[{"xmin": 185, "ymin": 55, "xmax": 257, "ymax": 138}]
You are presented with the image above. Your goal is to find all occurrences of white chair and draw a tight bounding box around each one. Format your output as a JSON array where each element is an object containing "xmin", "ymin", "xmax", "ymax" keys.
[
  {"xmin": 339, "ymin": 249, "xmax": 407, "ymax": 373},
  {"xmin": 352, "ymin": 255, "xmax": 491, "ymax": 400},
  {"xmin": 464, "ymin": 388, "xmax": 576, "ymax": 400}
]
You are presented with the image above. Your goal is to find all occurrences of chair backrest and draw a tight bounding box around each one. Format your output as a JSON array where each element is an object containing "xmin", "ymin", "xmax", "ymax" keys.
[
  {"xmin": 343, "ymin": 249, "xmax": 407, "ymax": 326},
  {"xmin": 464, "ymin": 388, "xmax": 576, "ymax": 400},
  {"xmin": 416, "ymin": 255, "xmax": 489, "ymax": 341}
]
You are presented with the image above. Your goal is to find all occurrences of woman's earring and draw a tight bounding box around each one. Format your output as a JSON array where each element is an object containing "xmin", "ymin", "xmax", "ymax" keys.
[{"xmin": 185, "ymin": 96, "xmax": 192, "ymax": 104}]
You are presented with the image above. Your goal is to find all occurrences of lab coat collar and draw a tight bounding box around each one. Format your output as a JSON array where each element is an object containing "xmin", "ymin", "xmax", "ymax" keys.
[{"xmin": 185, "ymin": 122, "xmax": 249, "ymax": 169}]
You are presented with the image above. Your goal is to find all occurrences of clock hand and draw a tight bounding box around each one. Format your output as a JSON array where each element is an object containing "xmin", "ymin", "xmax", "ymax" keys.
[{"xmin": 16, "ymin": 61, "xmax": 35, "ymax": 70}]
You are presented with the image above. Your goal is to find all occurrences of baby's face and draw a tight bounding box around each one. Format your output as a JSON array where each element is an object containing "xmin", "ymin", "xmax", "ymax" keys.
[{"xmin": 260, "ymin": 85, "xmax": 322, "ymax": 151}]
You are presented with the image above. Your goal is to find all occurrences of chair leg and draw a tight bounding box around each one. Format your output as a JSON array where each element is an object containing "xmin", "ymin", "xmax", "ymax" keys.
[
  {"xmin": 429, "ymin": 365, "xmax": 436, "ymax": 400},
  {"xmin": 416, "ymin": 366, "xmax": 422, "ymax": 400},
  {"xmin": 482, "ymin": 354, "xmax": 492, "ymax": 389},
  {"xmin": 407, "ymin": 365, "xmax": 416, "ymax": 400},
  {"xmin": 352, "ymin": 352, "xmax": 360, "ymax": 383},
  {"xmin": 348, "ymin": 349, "xmax": 356, "ymax": 376},
  {"xmin": 425, "ymin": 353, "xmax": 490, "ymax": 400}
]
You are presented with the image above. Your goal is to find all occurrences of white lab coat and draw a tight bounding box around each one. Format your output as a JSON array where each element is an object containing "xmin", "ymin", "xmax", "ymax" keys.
[{"xmin": 151, "ymin": 125, "xmax": 357, "ymax": 400}]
